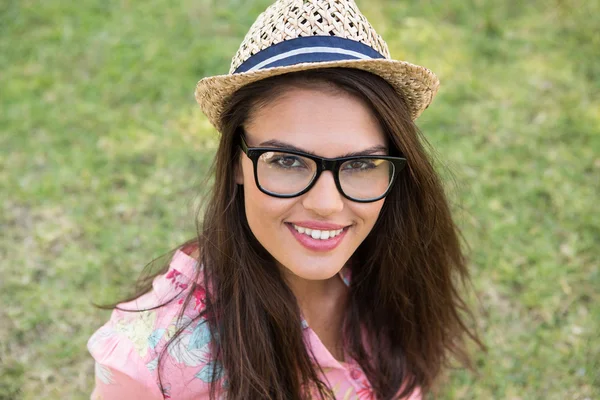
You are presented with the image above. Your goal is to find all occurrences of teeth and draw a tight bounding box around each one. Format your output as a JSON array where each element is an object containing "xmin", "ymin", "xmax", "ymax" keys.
[{"xmin": 292, "ymin": 224, "xmax": 345, "ymax": 240}]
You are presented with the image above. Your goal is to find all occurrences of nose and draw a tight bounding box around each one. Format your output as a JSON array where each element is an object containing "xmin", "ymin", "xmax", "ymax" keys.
[{"xmin": 301, "ymin": 171, "xmax": 344, "ymax": 216}]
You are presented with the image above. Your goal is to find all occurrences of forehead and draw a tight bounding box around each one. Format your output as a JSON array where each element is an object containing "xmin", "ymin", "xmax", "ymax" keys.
[{"xmin": 244, "ymin": 87, "xmax": 386, "ymax": 156}]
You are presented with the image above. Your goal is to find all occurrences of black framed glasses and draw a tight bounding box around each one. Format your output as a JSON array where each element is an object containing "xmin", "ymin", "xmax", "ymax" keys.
[{"xmin": 239, "ymin": 136, "xmax": 407, "ymax": 203}]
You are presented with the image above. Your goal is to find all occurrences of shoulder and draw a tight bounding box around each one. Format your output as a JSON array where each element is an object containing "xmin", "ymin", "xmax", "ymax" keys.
[
  {"xmin": 103, "ymin": 248, "xmax": 204, "ymax": 316},
  {"xmin": 88, "ymin": 247, "xmax": 224, "ymax": 399}
]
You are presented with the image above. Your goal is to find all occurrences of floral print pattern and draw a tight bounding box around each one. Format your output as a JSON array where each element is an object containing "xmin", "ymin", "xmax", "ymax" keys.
[{"xmin": 112, "ymin": 310, "xmax": 157, "ymax": 359}]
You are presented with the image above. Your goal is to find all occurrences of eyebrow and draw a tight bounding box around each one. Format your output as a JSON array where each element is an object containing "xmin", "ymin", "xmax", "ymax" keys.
[{"xmin": 257, "ymin": 139, "xmax": 388, "ymax": 157}]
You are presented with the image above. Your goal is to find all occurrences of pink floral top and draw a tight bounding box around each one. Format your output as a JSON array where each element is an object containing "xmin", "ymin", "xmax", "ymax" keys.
[{"xmin": 88, "ymin": 249, "xmax": 421, "ymax": 400}]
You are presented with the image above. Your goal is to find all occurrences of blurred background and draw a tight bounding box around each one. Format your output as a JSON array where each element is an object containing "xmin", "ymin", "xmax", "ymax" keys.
[{"xmin": 1, "ymin": 0, "xmax": 598, "ymax": 398}]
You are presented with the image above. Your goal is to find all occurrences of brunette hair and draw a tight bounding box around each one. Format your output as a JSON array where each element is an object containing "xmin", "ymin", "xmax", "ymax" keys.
[{"xmin": 109, "ymin": 68, "xmax": 482, "ymax": 399}]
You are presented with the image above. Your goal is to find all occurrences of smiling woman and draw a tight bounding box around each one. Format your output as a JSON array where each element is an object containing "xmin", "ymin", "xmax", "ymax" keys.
[{"xmin": 87, "ymin": 0, "xmax": 482, "ymax": 399}]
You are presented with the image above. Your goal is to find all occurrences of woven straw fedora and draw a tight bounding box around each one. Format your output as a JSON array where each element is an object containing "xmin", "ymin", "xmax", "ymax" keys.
[{"xmin": 195, "ymin": 0, "xmax": 440, "ymax": 133}]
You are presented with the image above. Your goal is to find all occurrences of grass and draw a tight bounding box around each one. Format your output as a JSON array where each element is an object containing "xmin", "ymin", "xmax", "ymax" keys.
[{"xmin": 1, "ymin": 0, "xmax": 598, "ymax": 398}]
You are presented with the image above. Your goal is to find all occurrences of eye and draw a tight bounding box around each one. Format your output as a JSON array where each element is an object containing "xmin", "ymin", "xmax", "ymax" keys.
[
  {"xmin": 261, "ymin": 152, "xmax": 307, "ymax": 169},
  {"xmin": 276, "ymin": 155, "xmax": 303, "ymax": 168},
  {"xmin": 343, "ymin": 159, "xmax": 377, "ymax": 171}
]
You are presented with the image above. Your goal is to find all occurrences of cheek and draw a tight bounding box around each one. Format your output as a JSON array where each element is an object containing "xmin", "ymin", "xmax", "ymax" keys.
[
  {"xmin": 352, "ymin": 200, "xmax": 385, "ymax": 230},
  {"xmin": 241, "ymin": 163, "xmax": 295, "ymax": 233}
]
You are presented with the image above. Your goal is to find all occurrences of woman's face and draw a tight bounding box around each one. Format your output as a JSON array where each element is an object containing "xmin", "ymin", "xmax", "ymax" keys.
[{"xmin": 237, "ymin": 86, "xmax": 387, "ymax": 283}]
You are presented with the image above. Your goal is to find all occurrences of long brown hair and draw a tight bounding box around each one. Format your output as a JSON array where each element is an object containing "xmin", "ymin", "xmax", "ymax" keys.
[{"xmin": 109, "ymin": 68, "xmax": 482, "ymax": 399}]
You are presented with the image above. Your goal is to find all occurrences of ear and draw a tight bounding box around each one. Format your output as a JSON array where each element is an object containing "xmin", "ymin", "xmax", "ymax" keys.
[{"xmin": 234, "ymin": 156, "xmax": 244, "ymax": 185}]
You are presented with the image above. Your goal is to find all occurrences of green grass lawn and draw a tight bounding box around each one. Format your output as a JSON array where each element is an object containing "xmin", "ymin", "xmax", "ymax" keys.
[{"xmin": 1, "ymin": 0, "xmax": 598, "ymax": 398}]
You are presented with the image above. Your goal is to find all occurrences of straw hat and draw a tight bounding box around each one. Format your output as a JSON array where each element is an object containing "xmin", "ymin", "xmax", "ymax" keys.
[{"xmin": 195, "ymin": 0, "xmax": 440, "ymax": 133}]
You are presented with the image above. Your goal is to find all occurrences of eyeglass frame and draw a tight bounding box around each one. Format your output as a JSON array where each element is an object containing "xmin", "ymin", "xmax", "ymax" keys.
[{"xmin": 238, "ymin": 135, "xmax": 407, "ymax": 203}]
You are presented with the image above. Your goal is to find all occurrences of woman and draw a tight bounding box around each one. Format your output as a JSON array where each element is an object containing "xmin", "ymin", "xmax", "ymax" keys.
[{"xmin": 88, "ymin": 0, "xmax": 481, "ymax": 399}]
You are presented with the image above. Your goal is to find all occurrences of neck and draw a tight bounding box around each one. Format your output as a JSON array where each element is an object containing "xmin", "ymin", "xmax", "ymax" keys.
[
  {"xmin": 286, "ymin": 273, "xmax": 332, "ymax": 300},
  {"xmin": 279, "ymin": 266, "xmax": 348, "ymax": 327}
]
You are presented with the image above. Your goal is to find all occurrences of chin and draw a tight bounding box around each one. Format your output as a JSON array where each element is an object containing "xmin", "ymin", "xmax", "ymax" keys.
[{"xmin": 280, "ymin": 257, "xmax": 345, "ymax": 281}]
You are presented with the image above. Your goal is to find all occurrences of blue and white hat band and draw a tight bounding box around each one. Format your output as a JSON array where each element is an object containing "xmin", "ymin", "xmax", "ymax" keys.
[{"xmin": 233, "ymin": 36, "xmax": 386, "ymax": 74}]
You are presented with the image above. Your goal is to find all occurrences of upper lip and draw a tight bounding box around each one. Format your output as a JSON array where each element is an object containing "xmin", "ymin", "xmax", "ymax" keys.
[{"xmin": 287, "ymin": 221, "xmax": 349, "ymax": 230}]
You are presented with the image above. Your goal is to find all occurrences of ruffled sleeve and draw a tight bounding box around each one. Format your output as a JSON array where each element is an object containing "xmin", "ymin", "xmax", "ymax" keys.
[
  {"xmin": 88, "ymin": 320, "xmax": 164, "ymax": 400},
  {"xmin": 88, "ymin": 249, "xmax": 218, "ymax": 399}
]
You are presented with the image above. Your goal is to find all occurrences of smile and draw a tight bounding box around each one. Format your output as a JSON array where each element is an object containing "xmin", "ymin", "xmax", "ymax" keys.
[
  {"xmin": 291, "ymin": 224, "xmax": 344, "ymax": 240},
  {"xmin": 285, "ymin": 222, "xmax": 350, "ymax": 252}
]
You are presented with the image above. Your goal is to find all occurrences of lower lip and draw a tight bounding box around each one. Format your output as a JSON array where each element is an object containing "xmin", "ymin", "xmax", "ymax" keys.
[{"xmin": 285, "ymin": 223, "xmax": 349, "ymax": 252}]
